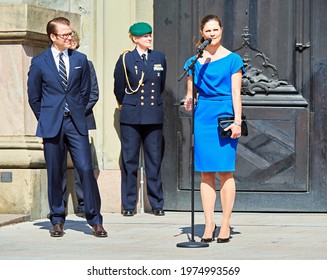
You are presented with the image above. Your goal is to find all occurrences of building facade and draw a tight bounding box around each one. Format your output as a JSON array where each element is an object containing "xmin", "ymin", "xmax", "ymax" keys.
[
  {"xmin": 1, "ymin": 0, "xmax": 326, "ymax": 219},
  {"xmin": 0, "ymin": 0, "xmax": 153, "ymax": 218}
]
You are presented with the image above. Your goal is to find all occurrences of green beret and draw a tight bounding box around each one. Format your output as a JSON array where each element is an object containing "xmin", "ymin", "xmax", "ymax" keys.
[{"xmin": 129, "ymin": 22, "xmax": 152, "ymax": 36}]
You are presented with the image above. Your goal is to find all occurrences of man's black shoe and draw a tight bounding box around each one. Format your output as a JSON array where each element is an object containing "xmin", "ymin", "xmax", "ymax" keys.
[
  {"xmin": 152, "ymin": 209, "xmax": 165, "ymax": 216},
  {"xmin": 123, "ymin": 210, "xmax": 134, "ymax": 216}
]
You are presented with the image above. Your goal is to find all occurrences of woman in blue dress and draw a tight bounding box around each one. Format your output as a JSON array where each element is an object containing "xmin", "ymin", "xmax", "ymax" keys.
[{"xmin": 184, "ymin": 14, "xmax": 244, "ymax": 243}]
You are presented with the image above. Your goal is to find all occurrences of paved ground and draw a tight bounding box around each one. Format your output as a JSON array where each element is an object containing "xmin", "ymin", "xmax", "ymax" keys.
[
  {"xmin": 0, "ymin": 211, "xmax": 326, "ymax": 260},
  {"xmin": 0, "ymin": 212, "xmax": 326, "ymax": 280}
]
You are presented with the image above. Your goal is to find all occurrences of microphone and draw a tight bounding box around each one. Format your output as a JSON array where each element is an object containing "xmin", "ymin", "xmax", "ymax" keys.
[{"xmin": 197, "ymin": 38, "xmax": 212, "ymax": 53}]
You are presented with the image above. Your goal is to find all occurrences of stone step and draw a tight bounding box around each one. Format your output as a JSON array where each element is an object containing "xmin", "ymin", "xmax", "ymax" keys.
[{"xmin": 0, "ymin": 214, "xmax": 30, "ymax": 227}]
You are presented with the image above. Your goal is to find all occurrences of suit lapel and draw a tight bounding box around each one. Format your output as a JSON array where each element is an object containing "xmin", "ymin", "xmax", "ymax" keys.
[
  {"xmin": 44, "ymin": 49, "xmax": 62, "ymax": 85},
  {"xmin": 67, "ymin": 50, "xmax": 76, "ymax": 90},
  {"xmin": 146, "ymin": 49, "xmax": 154, "ymax": 70},
  {"xmin": 143, "ymin": 49, "xmax": 154, "ymax": 80},
  {"xmin": 132, "ymin": 49, "xmax": 145, "ymax": 72},
  {"xmin": 44, "ymin": 49, "xmax": 68, "ymax": 92},
  {"xmin": 132, "ymin": 48, "xmax": 153, "ymax": 81}
]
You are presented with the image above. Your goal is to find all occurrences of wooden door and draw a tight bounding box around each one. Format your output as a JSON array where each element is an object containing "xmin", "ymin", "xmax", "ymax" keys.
[{"xmin": 154, "ymin": 0, "xmax": 327, "ymax": 212}]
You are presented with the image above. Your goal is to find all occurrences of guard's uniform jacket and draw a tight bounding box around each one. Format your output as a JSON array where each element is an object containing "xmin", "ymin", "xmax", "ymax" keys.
[
  {"xmin": 114, "ymin": 48, "xmax": 167, "ymax": 124},
  {"xmin": 113, "ymin": 47, "xmax": 167, "ymax": 212}
]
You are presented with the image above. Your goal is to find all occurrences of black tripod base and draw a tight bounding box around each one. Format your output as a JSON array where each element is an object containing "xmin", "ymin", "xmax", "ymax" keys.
[{"xmin": 176, "ymin": 241, "xmax": 209, "ymax": 248}]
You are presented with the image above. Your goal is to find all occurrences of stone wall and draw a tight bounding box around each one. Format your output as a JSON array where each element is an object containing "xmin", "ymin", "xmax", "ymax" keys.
[{"xmin": 0, "ymin": 1, "xmax": 154, "ymax": 219}]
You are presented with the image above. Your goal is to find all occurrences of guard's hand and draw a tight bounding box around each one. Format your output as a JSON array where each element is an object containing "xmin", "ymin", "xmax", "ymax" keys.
[{"xmin": 184, "ymin": 97, "xmax": 195, "ymax": 111}]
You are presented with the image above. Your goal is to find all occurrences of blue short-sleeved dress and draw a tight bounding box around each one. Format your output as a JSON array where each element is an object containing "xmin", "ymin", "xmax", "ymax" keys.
[{"xmin": 184, "ymin": 52, "xmax": 244, "ymax": 172}]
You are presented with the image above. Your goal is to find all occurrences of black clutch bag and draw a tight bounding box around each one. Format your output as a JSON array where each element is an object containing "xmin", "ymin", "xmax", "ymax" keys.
[{"xmin": 218, "ymin": 114, "xmax": 248, "ymax": 138}]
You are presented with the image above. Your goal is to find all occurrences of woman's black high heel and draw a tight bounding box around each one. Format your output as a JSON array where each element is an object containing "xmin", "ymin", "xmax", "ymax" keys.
[
  {"xmin": 217, "ymin": 227, "xmax": 231, "ymax": 243},
  {"xmin": 201, "ymin": 225, "xmax": 217, "ymax": 243},
  {"xmin": 216, "ymin": 237, "xmax": 230, "ymax": 243}
]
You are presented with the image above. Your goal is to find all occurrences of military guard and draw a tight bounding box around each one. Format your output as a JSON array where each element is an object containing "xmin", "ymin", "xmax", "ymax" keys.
[{"xmin": 113, "ymin": 22, "xmax": 167, "ymax": 217}]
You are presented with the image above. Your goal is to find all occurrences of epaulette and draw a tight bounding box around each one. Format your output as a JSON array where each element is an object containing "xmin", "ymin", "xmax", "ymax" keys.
[{"xmin": 122, "ymin": 49, "xmax": 131, "ymax": 55}]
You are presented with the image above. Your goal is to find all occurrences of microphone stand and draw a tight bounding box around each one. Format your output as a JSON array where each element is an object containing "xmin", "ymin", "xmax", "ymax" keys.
[{"xmin": 176, "ymin": 49, "xmax": 209, "ymax": 248}]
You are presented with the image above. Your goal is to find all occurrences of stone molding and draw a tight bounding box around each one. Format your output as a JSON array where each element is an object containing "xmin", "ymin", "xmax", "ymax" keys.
[
  {"xmin": 0, "ymin": 4, "xmax": 80, "ymax": 47},
  {"xmin": 0, "ymin": 4, "xmax": 80, "ymax": 168},
  {"xmin": 0, "ymin": 136, "xmax": 45, "ymax": 168}
]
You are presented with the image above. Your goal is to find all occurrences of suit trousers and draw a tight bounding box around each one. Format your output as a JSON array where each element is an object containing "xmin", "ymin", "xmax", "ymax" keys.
[
  {"xmin": 62, "ymin": 148, "xmax": 89, "ymax": 212},
  {"xmin": 43, "ymin": 116, "xmax": 102, "ymax": 226},
  {"xmin": 62, "ymin": 163, "xmax": 85, "ymax": 212},
  {"xmin": 120, "ymin": 123, "xmax": 164, "ymax": 211}
]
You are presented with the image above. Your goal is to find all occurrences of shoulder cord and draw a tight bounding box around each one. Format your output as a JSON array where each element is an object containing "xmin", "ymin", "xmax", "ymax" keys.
[{"xmin": 122, "ymin": 50, "xmax": 144, "ymax": 95}]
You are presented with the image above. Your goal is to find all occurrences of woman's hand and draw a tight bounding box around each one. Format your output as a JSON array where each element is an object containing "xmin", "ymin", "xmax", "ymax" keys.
[{"xmin": 225, "ymin": 123, "xmax": 242, "ymax": 139}]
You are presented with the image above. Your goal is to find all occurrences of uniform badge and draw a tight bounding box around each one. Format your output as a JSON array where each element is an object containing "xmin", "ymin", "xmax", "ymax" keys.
[{"xmin": 154, "ymin": 64, "xmax": 164, "ymax": 71}]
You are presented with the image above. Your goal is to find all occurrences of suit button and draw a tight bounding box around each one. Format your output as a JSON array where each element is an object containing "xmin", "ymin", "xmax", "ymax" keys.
[
  {"xmin": 141, "ymin": 96, "xmax": 144, "ymax": 100},
  {"xmin": 141, "ymin": 102, "xmax": 144, "ymax": 106},
  {"xmin": 141, "ymin": 90, "xmax": 145, "ymax": 93},
  {"xmin": 151, "ymin": 82, "xmax": 155, "ymax": 86},
  {"xmin": 151, "ymin": 90, "xmax": 155, "ymax": 93},
  {"xmin": 141, "ymin": 84, "xmax": 145, "ymax": 86},
  {"xmin": 151, "ymin": 102, "xmax": 154, "ymax": 106},
  {"xmin": 151, "ymin": 96, "xmax": 154, "ymax": 99}
]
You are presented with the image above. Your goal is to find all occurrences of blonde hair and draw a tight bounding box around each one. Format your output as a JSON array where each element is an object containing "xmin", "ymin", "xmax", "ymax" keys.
[{"xmin": 71, "ymin": 30, "xmax": 80, "ymax": 49}]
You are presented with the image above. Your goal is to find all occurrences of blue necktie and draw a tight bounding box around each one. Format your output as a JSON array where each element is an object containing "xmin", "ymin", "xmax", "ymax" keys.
[
  {"xmin": 141, "ymin": 53, "xmax": 147, "ymax": 66},
  {"xmin": 59, "ymin": 53, "xmax": 69, "ymax": 112}
]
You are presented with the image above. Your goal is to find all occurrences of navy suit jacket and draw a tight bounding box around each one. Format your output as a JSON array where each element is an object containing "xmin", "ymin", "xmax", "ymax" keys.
[
  {"xmin": 85, "ymin": 60, "xmax": 99, "ymax": 130},
  {"xmin": 28, "ymin": 48, "xmax": 91, "ymax": 138},
  {"xmin": 113, "ymin": 48, "xmax": 167, "ymax": 125}
]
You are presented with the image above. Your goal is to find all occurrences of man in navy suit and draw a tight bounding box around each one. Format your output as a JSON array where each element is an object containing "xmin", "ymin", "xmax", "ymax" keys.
[
  {"xmin": 61, "ymin": 30, "xmax": 100, "ymax": 218},
  {"xmin": 27, "ymin": 17, "xmax": 107, "ymax": 238},
  {"xmin": 114, "ymin": 22, "xmax": 167, "ymax": 216}
]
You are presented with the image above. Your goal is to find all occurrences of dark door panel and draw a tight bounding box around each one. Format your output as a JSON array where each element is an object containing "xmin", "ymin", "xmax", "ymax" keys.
[{"xmin": 155, "ymin": 0, "xmax": 327, "ymax": 212}]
